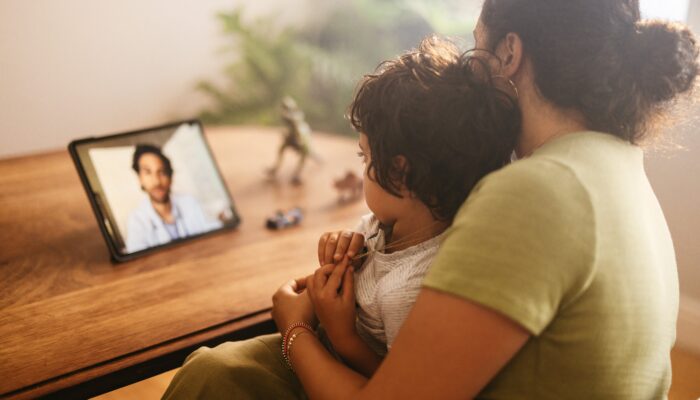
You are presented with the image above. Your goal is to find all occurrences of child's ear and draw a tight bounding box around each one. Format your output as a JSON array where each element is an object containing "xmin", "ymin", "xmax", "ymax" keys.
[
  {"xmin": 390, "ymin": 155, "xmax": 411, "ymax": 193},
  {"xmin": 393, "ymin": 155, "xmax": 408, "ymax": 168}
]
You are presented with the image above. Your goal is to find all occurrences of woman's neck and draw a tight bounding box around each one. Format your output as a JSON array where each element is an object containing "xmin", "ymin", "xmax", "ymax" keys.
[
  {"xmin": 514, "ymin": 66, "xmax": 588, "ymax": 158},
  {"xmin": 385, "ymin": 204, "xmax": 449, "ymax": 253}
]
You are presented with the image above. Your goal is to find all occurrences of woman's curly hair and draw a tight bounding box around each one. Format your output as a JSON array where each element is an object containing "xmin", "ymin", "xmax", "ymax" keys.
[{"xmin": 482, "ymin": 0, "xmax": 699, "ymax": 143}]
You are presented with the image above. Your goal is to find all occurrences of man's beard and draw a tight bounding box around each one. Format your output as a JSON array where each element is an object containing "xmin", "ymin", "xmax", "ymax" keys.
[{"xmin": 148, "ymin": 187, "xmax": 171, "ymax": 205}]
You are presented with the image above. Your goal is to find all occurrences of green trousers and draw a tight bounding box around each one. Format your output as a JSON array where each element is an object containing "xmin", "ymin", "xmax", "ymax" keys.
[{"xmin": 161, "ymin": 334, "xmax": 307, "ymax": 400}]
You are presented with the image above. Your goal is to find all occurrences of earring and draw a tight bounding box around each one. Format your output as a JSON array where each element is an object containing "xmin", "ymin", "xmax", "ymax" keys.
[
  {"xmin": 506, "ymin": 78, "xmax": 519, "ymax": 100},
  {"xmin": 493, "ymin": 75, "xmax": 519, "ymax": 101}
]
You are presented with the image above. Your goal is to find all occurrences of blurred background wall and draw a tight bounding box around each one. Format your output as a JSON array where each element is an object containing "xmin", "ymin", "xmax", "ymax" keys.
[
  {"xmin": 0, "ymin": 0, "xmax": 317, "ymax": 158},
  {"xmin": 0, "ymin": 0, "xmax": 698, "ymax": 351}
]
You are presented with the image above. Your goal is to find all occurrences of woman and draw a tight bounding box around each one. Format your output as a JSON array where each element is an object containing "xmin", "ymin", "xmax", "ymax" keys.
[
  {"xmin": 271, "ymin": 1, "xmax": 698, "ymax": 399},
  {"xmin": 165, "ymin": 1, "xmax": 699, "ymax": 398}
]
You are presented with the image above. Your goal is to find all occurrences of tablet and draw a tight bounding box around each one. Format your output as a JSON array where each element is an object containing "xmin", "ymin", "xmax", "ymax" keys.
[{"xmin": 69, "ymin": 120, "xmax": 240, "ymax": 262}]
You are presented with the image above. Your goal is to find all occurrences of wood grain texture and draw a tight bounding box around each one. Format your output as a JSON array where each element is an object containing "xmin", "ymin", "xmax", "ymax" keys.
[
  {"xmin": 669, "ymin": 347, "xmax": 700, "ymax": 400},
  {"xmin": 0, "ymin": 126, "xmax": 367, "ymax": 399}
]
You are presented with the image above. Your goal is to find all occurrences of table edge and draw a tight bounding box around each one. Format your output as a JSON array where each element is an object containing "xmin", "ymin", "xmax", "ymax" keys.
[{"xmin": 2, "ymin": 309, "xmax": 275, "ymax": 400}]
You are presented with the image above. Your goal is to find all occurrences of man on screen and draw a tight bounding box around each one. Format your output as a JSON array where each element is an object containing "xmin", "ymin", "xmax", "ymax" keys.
[{"xmin": 125, "ymin": 144, "xmax": 222, "ymax": 253}]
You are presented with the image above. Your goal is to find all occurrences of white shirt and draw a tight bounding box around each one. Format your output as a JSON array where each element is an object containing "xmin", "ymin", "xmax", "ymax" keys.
[
  {"xmin": 125, "ymin": 193, "xmax": 222, "ymax": 253},
  {"xmin": 353, "ymin": 214, "xmax": 446, "ymax": 356}
]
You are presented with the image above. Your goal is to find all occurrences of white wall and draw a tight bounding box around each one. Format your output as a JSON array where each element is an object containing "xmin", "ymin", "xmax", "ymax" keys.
[
  {"xmin": 0, "ymin": 0, "xmax": 314, "ymax": 158},
  {"xmin": 647, "ymin": 0, "xmax": 700, "ymax": 353},
  {"xmin": 646, "ymin": 104, "xmax": 700, "ymax": 351}
]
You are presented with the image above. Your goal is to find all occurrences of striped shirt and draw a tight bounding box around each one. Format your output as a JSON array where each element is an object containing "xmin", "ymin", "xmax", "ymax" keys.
[{"xmin": 352, "ymin": 214, "xmax": 446, "ymax": 356}]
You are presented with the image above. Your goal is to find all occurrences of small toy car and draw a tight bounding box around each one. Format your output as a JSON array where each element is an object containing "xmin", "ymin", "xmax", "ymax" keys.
[{"xmin": 265, "ymin": 207, "xmax": 304, "ymax": 230}]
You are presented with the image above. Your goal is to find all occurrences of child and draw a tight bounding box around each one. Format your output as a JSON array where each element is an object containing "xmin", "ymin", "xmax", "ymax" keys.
[
  {"xmin": 162, "ymin": 35, "xmax": 520, "ymax": 399},
  {"xmin": 303, "ymin": 35, "xmax": 521, "ymax": 378}
]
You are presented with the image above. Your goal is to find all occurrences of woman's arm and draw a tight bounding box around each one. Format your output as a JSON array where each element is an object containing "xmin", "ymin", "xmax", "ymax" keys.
[
  {"xmin": 328, "ymin": 329, "xmax": 383, "ymax": 378},
  {"xmin": 281, "ymin": 285, "xmax": 530, "ymax": 400},
  {"xmin": 288, "ymin": 331, "xmax": 367, "ymax": 399}
]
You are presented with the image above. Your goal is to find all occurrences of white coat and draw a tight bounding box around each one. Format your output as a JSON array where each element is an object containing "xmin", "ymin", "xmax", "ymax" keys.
[{"xmin": 125, "ymin": 193, "xmax": 222, "ymax": 253}]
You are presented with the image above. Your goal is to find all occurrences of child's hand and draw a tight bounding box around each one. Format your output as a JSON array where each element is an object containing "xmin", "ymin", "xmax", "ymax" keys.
[
  {"xmin": 272, "ymin": 277, "xmax": 318, "ymax": 335},
  {"xmin": 307, "ymin": 257, "xmax": 357, "ymax": 345},
  {"xmin": 318, "ymin": 230, "xmax": 365, "ymax": 266}
]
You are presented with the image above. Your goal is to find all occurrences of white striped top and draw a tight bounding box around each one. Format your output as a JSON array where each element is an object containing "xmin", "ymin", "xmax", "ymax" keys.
[{"xmin": 352, "ymin": 214, "xmax": 446, "ymax": 356}]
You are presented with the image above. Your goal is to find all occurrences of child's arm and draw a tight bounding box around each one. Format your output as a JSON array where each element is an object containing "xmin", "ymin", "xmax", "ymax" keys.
[{"xmin": 307, "ymin": 260, "xmax": 382, "ymax": 377}]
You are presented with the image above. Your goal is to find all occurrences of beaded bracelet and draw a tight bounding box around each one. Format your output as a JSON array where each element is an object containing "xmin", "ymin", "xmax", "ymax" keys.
[
  {"xmin": 285, "ymin": 330, "xmax": 313, "ymax": 371},
  {"xmin": 281, "ymin": 322, "xmax": 315, "ymax": 370}
]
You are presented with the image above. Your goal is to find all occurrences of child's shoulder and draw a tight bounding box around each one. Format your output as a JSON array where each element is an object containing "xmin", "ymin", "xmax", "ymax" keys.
[{"xmin": 354, "ymin": 213, "xmax": 380, "ymax": 236}]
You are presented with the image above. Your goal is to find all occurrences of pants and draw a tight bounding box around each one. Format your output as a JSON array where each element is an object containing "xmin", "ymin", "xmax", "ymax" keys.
[{"xmin": 161, "ymin": 334, "xmax": 307, "ymax": 400}]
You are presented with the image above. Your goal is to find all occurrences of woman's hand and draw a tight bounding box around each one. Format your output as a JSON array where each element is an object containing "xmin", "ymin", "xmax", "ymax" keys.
[
  {"xmin": 318, "ymin": 230, "xmax": 365, "ymax": 266},
  {"xmin": 307, "ymin": 258, "xmax": 357, "ymax": 345},
  {"xmin": 271, "ymin": 277, "xmax": 318, "ymax": 334}
]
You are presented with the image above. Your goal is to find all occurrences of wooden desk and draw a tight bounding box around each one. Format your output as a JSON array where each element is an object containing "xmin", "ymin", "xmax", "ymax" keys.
[{"xmin": 0, "ymin": 126, "xmax": 367, "ymax": 399}]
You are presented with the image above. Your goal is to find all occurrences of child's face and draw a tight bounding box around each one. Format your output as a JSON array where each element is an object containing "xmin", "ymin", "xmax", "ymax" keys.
[{"xmin": 358, "ymin": 133, "xmax": 405, "ymax": 225}]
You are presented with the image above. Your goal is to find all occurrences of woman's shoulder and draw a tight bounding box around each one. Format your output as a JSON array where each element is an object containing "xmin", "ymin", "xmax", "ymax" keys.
[
  {"xmin": 468, "ymin": 131, "xmax": 637, "ymax": 218},
  {"xmin": 472, "ymin": 153, "xmax": 589, "ymax": 206},
  {"xmin": 455, "ymin": 152, "xmax": 597, "ymax": 242},
  {"xmin": 478, "ymin": 131, "xmax": 637, "ymax": 195}
]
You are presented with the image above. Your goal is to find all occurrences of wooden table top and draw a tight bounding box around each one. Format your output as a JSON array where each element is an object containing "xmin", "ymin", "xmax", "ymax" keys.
[{"xmin": 0, "ymin": 126, "xmax": 367, "ymax": 399}]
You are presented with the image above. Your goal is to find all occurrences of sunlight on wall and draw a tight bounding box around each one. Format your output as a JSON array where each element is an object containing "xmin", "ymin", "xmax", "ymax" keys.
[{"xmin": 640, "ymin": 0, "xmax": 689, "ymax": 21}]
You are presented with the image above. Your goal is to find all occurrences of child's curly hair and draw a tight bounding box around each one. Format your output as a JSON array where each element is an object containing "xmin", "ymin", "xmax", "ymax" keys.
[{"xmin": 349, "ymin": 35, "xmax": 522, "ymax": 221}]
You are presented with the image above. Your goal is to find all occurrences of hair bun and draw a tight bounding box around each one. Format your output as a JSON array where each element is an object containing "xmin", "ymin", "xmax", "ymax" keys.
[{"xmin": 631, "ymin": 20, "xmax": 699, "ymax": 103}]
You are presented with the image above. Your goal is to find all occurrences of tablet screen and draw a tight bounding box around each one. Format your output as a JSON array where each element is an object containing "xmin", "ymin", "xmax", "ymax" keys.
[{"xmin": 70, "ymin": 120, "xmax": 239, "ymax": 261}]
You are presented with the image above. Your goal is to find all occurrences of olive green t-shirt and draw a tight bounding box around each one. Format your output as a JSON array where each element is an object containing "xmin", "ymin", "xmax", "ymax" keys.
[{"xmin": 423, "ymin": 131, "xmax": 678, "ymax": 399}]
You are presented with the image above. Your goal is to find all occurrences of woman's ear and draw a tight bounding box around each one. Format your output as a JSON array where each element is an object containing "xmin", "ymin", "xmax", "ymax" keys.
[{"xmin": 496, "ymin": 32, "xmax": 524, "ymax": 79}]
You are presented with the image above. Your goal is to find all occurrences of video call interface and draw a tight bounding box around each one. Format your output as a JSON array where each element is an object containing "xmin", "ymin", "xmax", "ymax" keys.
[{"xmin": 74, "ymin": 121, "xmax": 237, "ymax": 256}]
